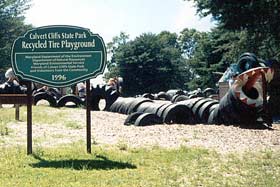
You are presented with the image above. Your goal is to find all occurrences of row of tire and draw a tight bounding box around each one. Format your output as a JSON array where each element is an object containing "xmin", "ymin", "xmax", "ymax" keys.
[
  {"xmin": 33, "ymin": 84, "xmax": 119, "ymax": 108},
  {"xmin": 108, "ymin": 96, "xmax": 221, "ymax": 126},
  {"xmin": 32, "ymin": 83, "xmax": 269, "ymax": 128},
  {"xmin": 141, "ymin": 88, "xmax": 216, "ymax": 102},
  {"xmin": 33, "ymin": 91, "xmax": 84, "ymax": 107},
  {"xmin": 108, "ymin": 89, "xmax": 270, "ymax": 128}
]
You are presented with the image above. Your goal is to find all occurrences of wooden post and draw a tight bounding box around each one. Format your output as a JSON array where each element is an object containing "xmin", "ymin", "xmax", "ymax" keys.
[
  {"xmin": 86, "ymin": 80, "xmax": 91, "ymax": 153},
  {"xmin": 27, "ymin": 81, "xmax": 32, "ymax": 155},
  {"xmin": 15, "ymin": 104, "xmax": 20, "ymax": 120}
]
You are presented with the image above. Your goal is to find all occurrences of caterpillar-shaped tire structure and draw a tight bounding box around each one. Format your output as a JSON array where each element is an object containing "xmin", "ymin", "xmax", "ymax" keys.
[{"xmin": 108, "ymin": 67, "xmax": 274, "ymax": 128}]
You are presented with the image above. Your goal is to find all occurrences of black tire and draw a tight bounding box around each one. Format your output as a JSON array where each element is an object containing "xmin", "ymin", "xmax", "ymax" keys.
[
  {"xmin": 155, "ymin": 91, "xmax": 170, "ymax": 101},
  {"xmin": 207, "ymin": 106, "xmax": 220, "ymax": 124},
  {"xmin": 136, "ymin": 101, "xmax": 155, "ymax": 113},
  {"xmin": 134, "ymin": 113, "xmax": 163, "ymax": 126},
  {"xmin": 136, "ymin": 102, "xmax": 168, "ymax": 115},
  {"xmin": 90, "ymin": 85, "xmax": 104, "ymax": 110},
  {"xmin": 124, "ymin": 112, "xmax": 144, "ymax": 125},
  {"xmin": 202, "ymin": 88, "xmax": 215, "ymax": 97},
  {"xmin": 178, "ymin": 97, "xmax": 204, "ymax": 109},
  {"xmin": 218, "ymin": 87, "xmax": 258, "ymax": 126},
  {"xmin": 197, "ymin": 100, "xmax": 219, "ymax": 123},
  {"xmin": 173, "ymin": 95, "xmax": 189, "ymax": 103},
  {"xmin": 142, "ymin": 93, "xmax": 155, "ymax": 100},
  {"xmin": 48, "ymin": 88, "xmax": 62, "ymax": 100},
  {"xmin": 33, "ymin": 92, "xmax": 57, "ymax": 107},
  {"xmin": 208, "ymin": 103, "xmax": 219, "ymax": 114},
  {"xmin": 147, "ymin": 102, "xmax": 169, "ymax": 115},
  {"xmin": 90, "ymin": 84, "xmax": 120, "ymax": 111},
  {"xmin": 118, "ymin": 97, "xmax": 136, "ymax": 114},
  {"xmin": 104, "ymin": 90, "xmax": 120, "ymax": 111},
  {"xmin": 162, "ymin": 104, "xmax": 195, "ymax": 124},
  {"xmin": 171, "ymin": 94, "xmax": 181, "ymax": 103},
  {"xmin": 188, "ymin": 94, "xmax": 197, "ymax": 99},
  {"xmin": 109, "ymin": 97, "xmax": 126, "ymax": 113},
  {"xmin": 57, "ymin": 95, "xmax": 83, "ymax": 107},
  {"xmin": 166, "ymin": 89, "xmax": 185, "ymax": 98},
  {"xmin": 156, "ymin": 103, "xmax": 174, "ymax": 118},
  {"xmin": 126, "ymin": 98, "xmax": 153, "ymax": 114},
  {"xmin": 192, "ymin": 98, "xmax": 213, "ymax": 119},
  {"xmin": 237, "ymin": 55, "xmax": 260, "ymax": 73}
]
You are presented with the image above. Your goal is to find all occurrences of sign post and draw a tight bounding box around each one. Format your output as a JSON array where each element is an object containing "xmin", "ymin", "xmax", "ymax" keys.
[{"xmin": 11, "ymin": 25, "xmax": 106, "ymax": 154}]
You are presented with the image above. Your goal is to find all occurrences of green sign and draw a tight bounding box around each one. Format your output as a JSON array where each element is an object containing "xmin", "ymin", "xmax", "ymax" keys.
[{"xmin": 11, "ymin": 25, "xmax": 106, "ymax": 87}]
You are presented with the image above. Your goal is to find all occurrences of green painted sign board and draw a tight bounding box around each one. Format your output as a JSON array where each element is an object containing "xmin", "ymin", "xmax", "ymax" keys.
[{"xmin": 11, "ymin": 25, "xmax": 106, "ymax": 87}]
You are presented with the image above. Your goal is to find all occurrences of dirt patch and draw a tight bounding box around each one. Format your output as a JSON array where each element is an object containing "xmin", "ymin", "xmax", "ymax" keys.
[{"xmin": 1, "ymin": 108, "xmax": 280, "ymax": 154}]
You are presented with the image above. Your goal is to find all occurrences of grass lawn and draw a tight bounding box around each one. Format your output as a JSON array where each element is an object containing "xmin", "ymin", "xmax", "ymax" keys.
[
  {"xmin": 0, "ymin": 144, "xmax": 279, "ymax": 187},
  {"xmin": 0, "ymin": 106, "xmax": 280, "ymax": 186}
]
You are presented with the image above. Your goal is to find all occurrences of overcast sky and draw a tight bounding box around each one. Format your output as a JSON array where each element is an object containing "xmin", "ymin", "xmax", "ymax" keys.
[{"xmin": 25, "ymin": 0, "xmax": 215, "ymax": 43}]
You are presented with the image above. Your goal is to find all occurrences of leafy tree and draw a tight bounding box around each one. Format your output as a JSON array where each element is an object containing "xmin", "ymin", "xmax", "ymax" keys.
[
  {"xmin": 180, "ymin": 0, "xmax": 280, "ymax": 89},
  {"xmin": 106, "ymin": 31, "xmax": 190, "ymax": 96},
  {"xmin": 178, "ymin": 28, "xmax": 205, "ymax": 59},
  {"xmin": 188, "ymin": 0, "xmax": 280, "ymax": 59},
  {"xmin": 0, "ymin": 0, "xmax": 31, "ymax": 73},
  {"xmin": 179, "ymin": 27, "xmax": 253, "ymax": 89},
  {"xmin": 105, "ymin": 32, "xmax": 129, "ymax": 79}
]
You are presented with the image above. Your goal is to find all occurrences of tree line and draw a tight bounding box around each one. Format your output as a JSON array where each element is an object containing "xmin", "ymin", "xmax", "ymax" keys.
[
  {"xmin": 1, "ymin": 0, "xmax": 279, "ymax": 96},
  {"xmin": 106, "ymin": 0, "xmax": 280, "ymax": 96}
]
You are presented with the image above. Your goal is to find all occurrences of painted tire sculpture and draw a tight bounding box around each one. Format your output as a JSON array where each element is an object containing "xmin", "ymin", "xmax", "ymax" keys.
[{"xmin": 217, "ymin": 67, "xmax": 274, "ymax": 128}]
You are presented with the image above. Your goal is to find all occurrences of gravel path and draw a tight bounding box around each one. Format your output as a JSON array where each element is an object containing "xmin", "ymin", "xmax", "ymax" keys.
[{"xmin": 1, "ymin": 109, "xmax": 280, "ymax": 154}]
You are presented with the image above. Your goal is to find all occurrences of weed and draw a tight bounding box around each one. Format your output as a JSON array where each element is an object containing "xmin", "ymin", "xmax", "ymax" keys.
[
  {"xmin": 117, "ymin": 140, "xmax": 128, "ymax": 151},
  {"xmin": 65, "ymin": 121, "xmax": 83, "ymax": 129},
  {"xmin": 0, "ymin": 121, "xmax": 11, "ymax": 136}
]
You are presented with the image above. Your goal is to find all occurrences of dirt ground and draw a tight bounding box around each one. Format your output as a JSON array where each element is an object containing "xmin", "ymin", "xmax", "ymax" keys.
[{"xmin": 2, "ymin": 107, "xmax": 280, "ymax": 154}]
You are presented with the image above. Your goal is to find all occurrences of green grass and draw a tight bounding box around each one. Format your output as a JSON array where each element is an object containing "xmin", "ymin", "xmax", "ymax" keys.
[
  {"xmin": 65, "ymin": 121, "xmax": 83, "ymax": 129},
  {"xmin": 0, "ymin": 105, "xmax": 81, "ymax": 125},
  {"xmin": 1, "ymin": 106, "xmax": 280, "ymax": 186},
  {"xmin": 0, "ymin": 144, "xmax": 279, "ymax": 187},
  {"xmin": 0, "ymin": 121, "xmax": 11, "ymax": 136},
  {"xmin": 0, "ymin": 107, "xmax": 16, "ymax": 136}
]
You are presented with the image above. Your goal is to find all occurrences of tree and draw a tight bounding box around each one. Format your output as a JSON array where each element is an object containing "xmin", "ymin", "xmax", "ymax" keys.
[
  {"xmin": 0, "ymin": 0, "xmax": 31, "ymax": 73},
  {"xmin": 178, "ymin": 27, "xmax": 253, "ymax": 89},
  {"xmin": 178, "ymin": 28, "xmax": 204, "ymax": 59},
  {"xmin": 188, "ymin": 0, "xmax": 280, "ymax": 59},
  {"xmin": 106, "ymin": 31, "xmax": 190, "ymax": 96},
  {"xmin": 179, "ymin": 0, "xmax": 280, "ymax": 89}
]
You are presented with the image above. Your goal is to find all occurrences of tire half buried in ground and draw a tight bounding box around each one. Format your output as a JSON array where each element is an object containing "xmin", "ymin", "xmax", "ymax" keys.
[
  {"xmin": 197, "ymin": 100, "xmax": 219, "ymax": 123},
  {"xmin": 134, "ymin": 113, "xmax": 163, "ymax": 126},
  {"xmin": 33, "ymin": 92, "xmax": 57, "ymax": 107},
  {"xmin": 126, "ymin": 98, "xmax": 153, "ymax": 114},
  {"xmin": 162, "ymin": 104, "xmax": 194, "ymax": 124},
  {"xmin": 124, "ymin": 112, "xmax": 144, "ymax": 126},
  {"xmin": 57, "ymin": 95, "xmax": 83, "ymax": 107}
]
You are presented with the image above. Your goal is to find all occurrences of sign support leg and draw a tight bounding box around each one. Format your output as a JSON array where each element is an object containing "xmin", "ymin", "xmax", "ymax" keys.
[
  {"xmin": 15, "ymin": 104, "xmax": 19, "ymax": 120},
  {"xmin": 27, "ymin": 81, "xmax": 32, "ymax": 155},
  {"xmin": 86, "ymin": 80, "xmax": 91, "ymax": 153}
]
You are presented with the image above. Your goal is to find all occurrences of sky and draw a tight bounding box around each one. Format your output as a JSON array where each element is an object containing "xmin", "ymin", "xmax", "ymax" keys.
[
  {"xmin": 24, "ymin": 0, "xmax": 215, "ymax": 84},
  {"xmin": 25, "ymin": 0, "xmax": 215, "ymax": 44}
]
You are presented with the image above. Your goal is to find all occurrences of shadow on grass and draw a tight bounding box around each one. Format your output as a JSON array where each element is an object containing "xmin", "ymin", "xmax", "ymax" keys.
[{"xmin": 30, "ymin": 154, "xmax": 137, "ymax": 170}]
